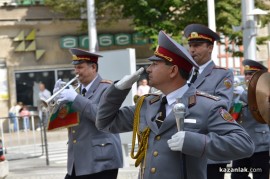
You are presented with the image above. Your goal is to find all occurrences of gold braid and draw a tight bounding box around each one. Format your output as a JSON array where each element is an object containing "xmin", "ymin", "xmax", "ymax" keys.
[{"xmin": 130, "ymin": 95, "xmax": 151, "ymax": 168}]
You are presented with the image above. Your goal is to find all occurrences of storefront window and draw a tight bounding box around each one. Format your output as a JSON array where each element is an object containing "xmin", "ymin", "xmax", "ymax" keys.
[{"xmin": 15, "ymin": 69, "xmax": 74, "ymax": 106}]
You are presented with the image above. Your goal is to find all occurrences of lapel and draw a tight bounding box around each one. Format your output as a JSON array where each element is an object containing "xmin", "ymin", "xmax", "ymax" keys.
[
  {"xmin": 158, "ymin": 87, "xmax": 196, "ymax": 134},
  {"xmin": 194, "ymin": 61, "xmax": 215, "ymax": 88},
  {"xmin": 145, "ymin": 95, "xmax": 162, "ymax": 135},
  {"xmin": 84, "ymin": 74, "xmax": 102, "ymax": 99}
]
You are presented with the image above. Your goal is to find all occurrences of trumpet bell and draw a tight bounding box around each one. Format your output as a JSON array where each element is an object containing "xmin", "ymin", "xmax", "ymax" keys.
[{"xmin": 41, "ymin": 75, "xmax": 79, "ymax": 114}]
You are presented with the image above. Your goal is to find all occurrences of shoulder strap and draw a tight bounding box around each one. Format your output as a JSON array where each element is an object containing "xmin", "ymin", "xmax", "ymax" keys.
[
  {"xmin": 196, "ymin": 90, "xmax": 220, "ymax": 101},
  {"xmin": 100, "ymin": 79, "xmax": 113, "ymax": 84}
]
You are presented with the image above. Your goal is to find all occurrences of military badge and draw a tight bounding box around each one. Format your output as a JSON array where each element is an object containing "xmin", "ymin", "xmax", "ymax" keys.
[
  {"xmin": 244, "ymin": 65, "xmax": 250, "ymax": 71},
  {"xmin": 224, "ymin": 78, "xmax": 232, "ymax": 89},
  {"xmin": 220, "ymin": 109, "xmax": 234, "ymax": 122},
  {"xmin": 191, "ymin": 32, "xmax": 199, "ymax": 38}
]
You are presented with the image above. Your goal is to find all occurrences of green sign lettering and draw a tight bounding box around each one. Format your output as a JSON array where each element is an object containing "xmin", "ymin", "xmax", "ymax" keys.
[{"xmin": 60, "ymin": 36, "xmax": 78, "ymax": 48}]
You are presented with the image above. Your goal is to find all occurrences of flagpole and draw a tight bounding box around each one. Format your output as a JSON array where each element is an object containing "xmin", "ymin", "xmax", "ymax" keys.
[{"xmin": 87, "ymin": 0, "xmax": 98, "ymax": 52}]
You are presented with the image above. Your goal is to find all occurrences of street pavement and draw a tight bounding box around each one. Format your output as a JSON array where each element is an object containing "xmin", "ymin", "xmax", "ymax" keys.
[
  {"xmin": 4, "ymin": 130, "xmax": 140, "ymax": 179},
  {"xmin": 2, "ymin": 130, "xmax": 254, "ymax": 179}
]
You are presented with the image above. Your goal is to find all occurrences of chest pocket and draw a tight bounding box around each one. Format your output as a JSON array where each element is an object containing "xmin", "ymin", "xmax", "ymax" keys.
[
  {"xmin": 91, "ymin": 138, "xmax": 114, "ymax": 161},
  {"xmin": 183, "ymin": 118, "xmax": 202, "ymax": 132}
]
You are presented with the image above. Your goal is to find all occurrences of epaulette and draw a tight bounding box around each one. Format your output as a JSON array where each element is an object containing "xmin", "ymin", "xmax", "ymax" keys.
[
  {"xmin": 213, "ymin": 66, "xmax": 228, "ymax": 70},
  {"xmin": 100, "ymin": 79, "xmax": 113, "ymax": 84},
  {"xmin": 134, "ymin": 94, "xmax": 158, "ymax": 104},
  {"xmin": 196, "ymin": 90, "xmax": 220, "ymax": 101},
  {"xmin": 149, "ymin": 94, "xmax": 161, "ymax": 104}
]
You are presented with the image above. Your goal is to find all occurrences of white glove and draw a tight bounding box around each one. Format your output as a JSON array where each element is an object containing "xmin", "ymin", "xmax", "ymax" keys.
[
  {"xmin": 233, "ymin": 86, "xmax": 244, "ymax": 96},
  {"xmin": 233, "ymin": 95, "xmax": 241, "ymax": 103},
  {"xmin": 167, "ymin": 131, "xmax": 186, "ymax": 151},
  {"xmin": 115, "ymin": 67, "xmax": 145, "ymax": 90},
  {"xmin": 53, "ymin": 79, "xmax": 66, "ymax": 94},
  {"xmin": 57, "ymin": 85, "xmax": 78, "ymax": 103}
]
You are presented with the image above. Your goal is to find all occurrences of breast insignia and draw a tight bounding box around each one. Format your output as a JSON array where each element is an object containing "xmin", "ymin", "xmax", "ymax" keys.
[
  {"xmin": 196, "ymin": 90, "xmax": 220, "ymax": 101},
  {"xmin": 188, "ymin": 95, "xmax": 196, "ymax": 108}
]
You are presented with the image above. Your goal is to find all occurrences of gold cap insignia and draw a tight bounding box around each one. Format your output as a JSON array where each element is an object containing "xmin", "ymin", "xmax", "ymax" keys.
[{"xmin": 191, "ymin": 32, "xmax": 199, "ymax": 38}]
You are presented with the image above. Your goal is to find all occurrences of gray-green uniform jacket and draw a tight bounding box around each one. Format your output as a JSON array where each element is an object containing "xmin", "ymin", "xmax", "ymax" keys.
[
  {"xmin": 67, "ymin": 74, "xmax": 123, "ymax": 176},
  {"xmin": 238, "ymin": 90, "xmax": 270, "ymax": 153},
  {"xmin": 193, "ymin": 61, "xmax": 233, "ymax": 110},
  {"xmin": 194, "ymin": 61, "xmax": 234, "ymax": 165},
  {"xmin": 96, "ymin": 84, "xmax": 254, "ymax": 179}
]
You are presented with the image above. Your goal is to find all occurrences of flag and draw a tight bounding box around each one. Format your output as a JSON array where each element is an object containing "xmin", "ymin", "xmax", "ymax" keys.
[
  {"xmin": 229, "ymin": 102, "xmax": 243, "ymax": 120},
  {"xmin": 47, "ymin": 102, "xmax": 79, "ymax": 131}
]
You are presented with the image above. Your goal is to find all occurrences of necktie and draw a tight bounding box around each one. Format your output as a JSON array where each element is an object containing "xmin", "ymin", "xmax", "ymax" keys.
[
  {"xmin": 156, "ymin": 96, "xmax": 167, "ymax": 128},
  {"xmin": 82, "ymin": 88, "xmax": 87, "ymax": 97},
  {"xmin": 190, "ymin": 68, "xmax": 199, "ymax": 84}
]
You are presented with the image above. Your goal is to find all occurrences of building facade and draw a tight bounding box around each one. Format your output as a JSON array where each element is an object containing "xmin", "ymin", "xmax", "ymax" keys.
[{"xmin": 0, "ymin": 1, "xmax": 269, "ymax": 122}]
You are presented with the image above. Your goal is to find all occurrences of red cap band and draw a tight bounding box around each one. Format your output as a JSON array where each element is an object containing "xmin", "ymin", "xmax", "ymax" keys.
[{"xmin": 155, "ymin": 46, "xmax": 193, "ymax": 73}]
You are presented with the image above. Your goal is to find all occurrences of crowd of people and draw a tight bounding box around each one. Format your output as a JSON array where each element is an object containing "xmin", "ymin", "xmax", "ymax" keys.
[
  {"xmin": 8, "ymin": 102, "xmax": 31, "ymax": 132},
  {"xmin": 7, "ymin": 81, "xmax": 51, "ymax": 132},
  {"xmin": 8, "ymin": 23, "xmax": 269, "ymax": 179}
]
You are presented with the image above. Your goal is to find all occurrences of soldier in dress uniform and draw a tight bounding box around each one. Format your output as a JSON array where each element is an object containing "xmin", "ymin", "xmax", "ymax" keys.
[
  {"xmin": 96, "ymin": 31, "xmax": 254, "ymax": 179},
  {"xmin": 231, "ymin": 59, "xmax": 270, "ymax": 179},
  {"xmin": 54, "ymin": 48, "xmax": 123, "ymax": 179},
  {"xmin": 184, "ymin": 23, "xmax": 234, "ymax": 179}
]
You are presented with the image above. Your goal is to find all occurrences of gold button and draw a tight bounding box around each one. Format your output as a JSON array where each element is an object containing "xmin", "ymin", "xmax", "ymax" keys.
[
  {"xmin": 155, "ymin": 136, "xmax": 161, "ymax": 140},
  {"xmin": 153, "ymin": 151, "xmax": 158, "ymax": 157},
  {"xmin": 73, "ymin": 140, "xmax": 76, "ymax": 143},
  {"xmin": 72, "ymin": 130, "xmax": 75, "ymax": 134},
  {"xmin": 150, "ymin": 167, "xmax": 156, "ymax": 173}
]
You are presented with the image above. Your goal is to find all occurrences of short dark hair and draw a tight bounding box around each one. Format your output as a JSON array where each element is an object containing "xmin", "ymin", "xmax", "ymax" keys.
[{"xmin": 86, "ymin": 61, "xmax": 99, "ymax": 72}]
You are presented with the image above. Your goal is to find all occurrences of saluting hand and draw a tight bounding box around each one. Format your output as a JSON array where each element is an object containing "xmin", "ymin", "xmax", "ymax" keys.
[
  {"xmin": 115, "ymin": 67, "xmax": 145, "ymax": 90},
  {"xmin": 57, "ymin": 85, "xmax": 78, "ymax": 103},
  {"xmin": 167, "ymin": 131, "xmax": 186, "ymax": 151}
]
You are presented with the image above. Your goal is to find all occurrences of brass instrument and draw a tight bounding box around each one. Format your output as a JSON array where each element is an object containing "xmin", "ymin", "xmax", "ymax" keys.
[
  {"xmin": 234, "ymin": 81, "xmax": 246, "ymax": 87},
  {"xmin": 248, "ymin": 71, "xmax": 270, "ymax": 125},
  {"xmin": 41, "ymin": 75, "xmax": 80, "ymax": 111}
]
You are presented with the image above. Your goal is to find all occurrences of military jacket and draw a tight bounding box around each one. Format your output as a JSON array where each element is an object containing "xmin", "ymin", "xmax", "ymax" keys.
[
  {"xmin": 193, "ymin": 61, "xmax": 233, "ymax": 110},
  {"xmin": 238, "ymin": 91, "xmax": 270, "ymax": 153},
  {"xmin": 96, "ymin": 84, "xmax": 254, "ymax": 179},
  {"xmin": 67, "ymin": 74, "xmax": 123, "ymax": 176},
  {"xmin": 193, "ymin": 61, "xmax": 234, "ymax": 165}
]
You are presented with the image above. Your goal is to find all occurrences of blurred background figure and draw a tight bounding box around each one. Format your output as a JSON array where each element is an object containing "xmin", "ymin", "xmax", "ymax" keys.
[
  {"xmin": 19, "ymin": 105, "xmax": 30, "ymax": 132},
  {"xmin": 8, "ymin": 102, "xmax": 23, "ymax": 132},
  {"xmin": 231, "ymin": 59, "xmax": 270, "ymax": 179},
  {"xmin": 38, "ymin": 82, "xmax": 51, "ymax": 101},
  {"xmin": 37, "ymin": 82, "xmax": 51, "ymax": 130},
  {"xmin": 137, "ymin": 78, "xmax": 150, "ymax": 96}
]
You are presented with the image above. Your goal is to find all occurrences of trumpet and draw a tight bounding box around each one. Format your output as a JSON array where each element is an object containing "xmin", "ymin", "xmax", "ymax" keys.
[
  {"xmin": 234, "ymin": 81, "xmax": 247, "ymax": 87},
  {"xmin": 41, "ymin": 75, "xmax": 80, "ymax": 109}
]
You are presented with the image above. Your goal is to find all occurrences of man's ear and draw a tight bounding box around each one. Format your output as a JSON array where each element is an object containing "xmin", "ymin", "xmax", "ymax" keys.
[
  {"xmin": 169, "ymin": 65, "xmax": 179, "ymax": 78},
  {"xmin": 208, "ymin": 43, "xmax": 214, "ymax": 51}
]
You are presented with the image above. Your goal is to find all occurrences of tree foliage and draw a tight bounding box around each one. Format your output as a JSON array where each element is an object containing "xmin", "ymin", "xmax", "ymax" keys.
[{"xmin": 44, "ymin": 0, "xmax": 270, "ymax": 53}]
